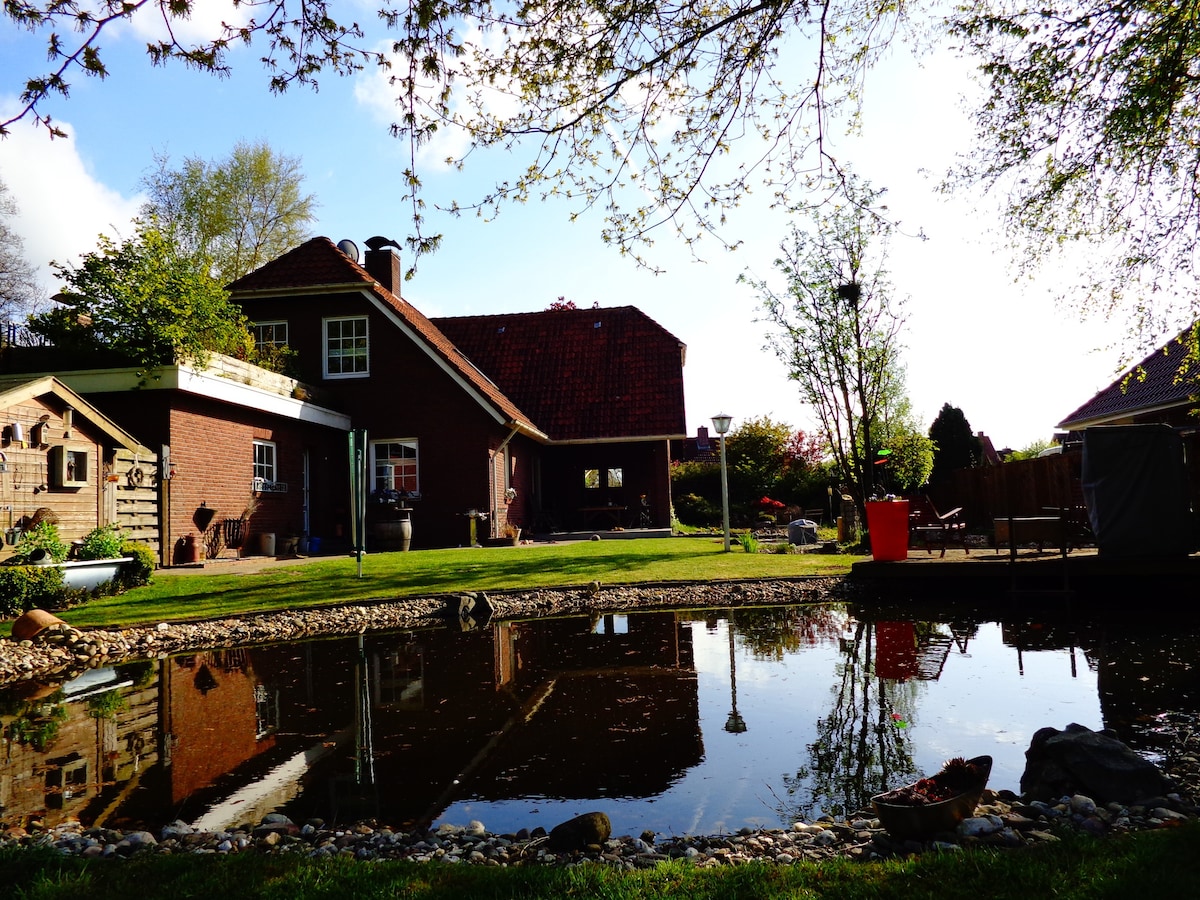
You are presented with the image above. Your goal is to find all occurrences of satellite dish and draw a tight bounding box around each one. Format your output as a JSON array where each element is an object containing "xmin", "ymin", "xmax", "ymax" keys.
[{"xmin": 337, "ymin": 239, "xmax": 360, "ymax": 262}]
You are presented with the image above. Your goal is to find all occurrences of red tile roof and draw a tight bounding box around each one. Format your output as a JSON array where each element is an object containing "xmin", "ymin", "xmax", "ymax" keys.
[
  {"xmin": 1058, "ymin": 327, "xmax": 1199, "ymax": 429},
  {"xmin": 433, "ymin": 307, "xmax": 687, "ymax": 442},
  {"xmin": 228, "ymin": 237, "xmax": 542, "ymax": 438}
]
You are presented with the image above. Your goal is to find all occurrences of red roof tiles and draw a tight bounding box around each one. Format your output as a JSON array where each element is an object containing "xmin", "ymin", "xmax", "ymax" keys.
[{"xmin": 433, "ymin": 307, "xmax": 687, "ymax": 442}]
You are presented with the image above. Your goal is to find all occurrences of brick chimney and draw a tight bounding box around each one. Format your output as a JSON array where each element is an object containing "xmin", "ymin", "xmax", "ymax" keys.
[{"xmin": 363, "ymin": 236, "xmax": 403, "ymax": 296}]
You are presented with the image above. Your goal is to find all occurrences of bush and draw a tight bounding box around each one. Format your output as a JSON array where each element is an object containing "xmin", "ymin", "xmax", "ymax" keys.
[
  {"xmin": 9, "ymin": 522, "xmax": 68, "ymax": 564},
  {"xmin": 673, "ymin": 493, "xmax": 721, "ymax": 527},
  {"xmin": 78, "ymin": 524, "xmax": 124, "ymax": 561},
  {"xmin": 0, "ymin": 565, "xmax": 65, "ymax": 618},
  {"xmin": 118, "ymin": 541, "xmax": 156, "ymax": 588}
]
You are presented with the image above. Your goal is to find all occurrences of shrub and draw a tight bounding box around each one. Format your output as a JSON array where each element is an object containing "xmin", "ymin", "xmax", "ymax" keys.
[
  {"xmin": 78, "ymin": 524, "xmax": 124, "ymax": 561},
  {"xmin": 118, "ymin": 541, "xmax": 156, "ymax": 588},
  {"xmin": 674, "ymin": 493, "xmax": 721, "ymax": 527},
  {"xmin": 9, "ymin": 522, "xmax": 68, "ymax": 564},
  {"xmin": 0, "ymin": 565, "xmax": 65, "ymax": 618}
]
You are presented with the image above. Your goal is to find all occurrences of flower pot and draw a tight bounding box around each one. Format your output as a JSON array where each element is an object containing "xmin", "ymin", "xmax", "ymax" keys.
[{"xmin": 872, "ymin": 755, "xmax": 992, "ymax": 840}]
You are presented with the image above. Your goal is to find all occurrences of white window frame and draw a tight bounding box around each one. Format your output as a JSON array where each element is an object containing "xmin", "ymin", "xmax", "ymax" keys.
[
  {"xmin": 372, "ymin": 439, "xmax": 419, "ymax": 495},
  {"xmin": 251, "ymin": 320, "xmax": 288, "ymax": 351},
  {"xmin": 253, "ymin": 439, "xmax": 277, "ymax": 484},
  {"xmin": 324, "ymin": 316, "xmax": 369, "ymax": 378}
]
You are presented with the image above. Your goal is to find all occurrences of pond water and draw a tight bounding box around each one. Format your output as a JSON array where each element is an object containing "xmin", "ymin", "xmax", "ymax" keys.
[{"xmin": 1, "ymin": 597, "xmax": 1196, "ymax": 838}]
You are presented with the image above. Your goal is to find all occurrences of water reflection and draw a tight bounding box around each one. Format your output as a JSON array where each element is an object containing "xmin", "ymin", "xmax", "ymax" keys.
[{"xmin": 0, "ymin": 602, "xmax": 1196, "ymax": 838}]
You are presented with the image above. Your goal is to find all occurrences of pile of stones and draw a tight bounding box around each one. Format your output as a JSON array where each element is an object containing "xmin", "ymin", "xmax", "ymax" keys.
[{"xmin": 1, "ymin": 785, "xmax": 1194, "ymax": 867}]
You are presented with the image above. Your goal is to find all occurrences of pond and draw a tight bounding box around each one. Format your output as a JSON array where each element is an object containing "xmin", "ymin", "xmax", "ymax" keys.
[{"xmin": 1, "ymin": 596, "xmax": 1196, "ymax": 838}]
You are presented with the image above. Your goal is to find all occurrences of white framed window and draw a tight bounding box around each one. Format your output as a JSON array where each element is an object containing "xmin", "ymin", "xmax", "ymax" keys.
[
  {"xmin": 253, "ymin": 439, "xmax": 277, "ymax": 483},
  {"xmin": 372, "ymin": 440, "xmax": 419, "ymax": 496},
  {"xmin": 324, "ymin": 316, "xmax": 369, "ymax": 377},
  {"xmin": 251, "ymin": 321, "xmax": 288, "ymax": 350}
]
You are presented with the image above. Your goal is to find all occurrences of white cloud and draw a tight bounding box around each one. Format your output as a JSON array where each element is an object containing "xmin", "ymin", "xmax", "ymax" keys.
[{"xmin": 0, "ymin": 102, "xmax": 142, "ymax": 303}]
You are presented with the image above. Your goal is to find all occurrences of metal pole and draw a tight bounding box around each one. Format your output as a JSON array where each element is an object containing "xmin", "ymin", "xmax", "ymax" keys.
[{"xmin": 720, "ymin": 431, "xmax": 731, "ymax": 552}]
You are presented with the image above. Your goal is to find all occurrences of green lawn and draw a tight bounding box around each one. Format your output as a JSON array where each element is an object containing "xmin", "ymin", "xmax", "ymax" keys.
[{"xmin": 52, "ymin": 537, "xmax": 865, "ymax": 630}]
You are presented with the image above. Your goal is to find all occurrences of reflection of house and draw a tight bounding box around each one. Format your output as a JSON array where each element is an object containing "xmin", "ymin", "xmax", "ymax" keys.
[
  {"xmin": 0, "ymin": 612, "xmax": 703, "ymax": 832},
  {"xmin": 0, "ymin": 376, "xmax": 157, "ymax": 556},
  {"xmin": 228, "ymin": 238, "xmax": 687, "ymax": 545}
]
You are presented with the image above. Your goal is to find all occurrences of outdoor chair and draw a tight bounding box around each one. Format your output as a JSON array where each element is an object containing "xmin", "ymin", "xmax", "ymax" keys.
[{"xmin": 908, "ymin": 495, "xmax": 969, "ymax": 558}]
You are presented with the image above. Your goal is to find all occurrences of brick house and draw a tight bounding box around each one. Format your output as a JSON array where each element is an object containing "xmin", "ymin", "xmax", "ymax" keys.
[
  {"xmin": 35, "ymin": 357, "xmax": 351, "ymax": 563},
  {"xmin": 225, "ymin": 236, "xmax": 687, "ymax": 548}
]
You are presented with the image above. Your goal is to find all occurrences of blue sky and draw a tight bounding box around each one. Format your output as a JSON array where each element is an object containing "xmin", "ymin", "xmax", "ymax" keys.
[{"xmin": 0, "ymin": 6, "xmax": 1131, "ymax": 450}]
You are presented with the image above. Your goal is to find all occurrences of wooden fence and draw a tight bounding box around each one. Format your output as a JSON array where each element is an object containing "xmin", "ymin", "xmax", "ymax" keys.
[{"xmin": 108, "ymin": 447, "xmax": 161, "ymax": 561}]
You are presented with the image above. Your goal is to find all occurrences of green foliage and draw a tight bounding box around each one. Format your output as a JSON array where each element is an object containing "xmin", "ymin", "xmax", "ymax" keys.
[
  {"xmin": 27, "ymin": 221, "xmax": 254, "ymax": 373},
  {"xmin": 86, "ymin": 689, "xmax": 128, "ymax": 720},
  {"xmin": 738, "ymin": 532, "xmax": 759, "ymax": 554},
  {"xmin": 672, "ymin": 492, "xmax": 721, "ymax": 527},
  {"xmin": 140, "ymin": 141, "xmax": 317, "ymax": 284},
  {"xmin": 0, "ymin": 565, "xmax": 64, "ymax": 618},
  {"xmin": 1, "ymin": 1, "xmax": 910, "ymax": 275},
  {"xmin": 10, "ymin": 521, "xmax": 68, "ymax": 564},
  {"xmin": 727, "ymin": 416, "xmax": 796, "ymax": 503},
  {"xmin": 881, "ymin": 429, "xmax": 935, "ymax": 494},
  {"xmin": 5, "ymin": 696, "xmax": 67, "ymax": 751},
  {"xmin": 753, "ymin": 175, "xmax": 907, "ymax": 509},
  {"xmin": 951, "ymin": 1, "xmax": 1200, "ymax": 332},
  {"xmin": 1008, "ymin": 439, "xmax": 1055, "ymax": 461},
  {"xmin": 928, "ymin": 403, "xmax": 981, "ymax": 484},
  {"xmin": 118, "ymin": 541, "xmax": 156, "ymax": 589},
  {"xmin": 77, "ymin": 524, "xmax": 124, "ymax": 561}
]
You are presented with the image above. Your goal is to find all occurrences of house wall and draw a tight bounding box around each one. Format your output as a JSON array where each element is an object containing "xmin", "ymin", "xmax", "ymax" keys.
[
  {"xmin": 241, "ymin": 292, "xmax": 510, "ymax": 549},
  {"xmin": 87, "ymin": 390, "xmax": 346, "ymax": 561},
  {"xmin": 0, "ymin": 397, "xmax": 115, "ymax": 559}
]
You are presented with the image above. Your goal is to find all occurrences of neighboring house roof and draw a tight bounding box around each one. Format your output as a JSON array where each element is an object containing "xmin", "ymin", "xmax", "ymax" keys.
[
  {"xmin": 0, "ymin": 375, "xmax": 153, "ymax": 454},
  {"xmin": 228, "ymin": 237, "xmax": 545, "ymax": 440},
  {"xmin": 1057, "ymin": 328, "xmax": 1199, "ymax": 430},
  {"xmin": 433, "ymin": 307, "xmax": 687, "ymax": 443}
]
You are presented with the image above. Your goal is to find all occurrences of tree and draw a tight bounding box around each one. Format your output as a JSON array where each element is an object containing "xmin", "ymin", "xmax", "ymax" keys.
[
  {"xmin": 27, "ymin": 222, "xmax": 253, "ymax": 372},
  {"xmin": 726, "ymin": 416, "xmax": 795, "ymax": 505},
  {"xmin": 140, "ymin": 141, "xmax": 317, "ymax": 284},
  {"xmin": 1, "ymin": 0, "xmax": 912, "ymax": 273},
  {"xmin": 752, "ymin": 178, "xmax": 906, "ymax": 511},
  {"xmin": 950, "ymin": 1, "xmax": 1200, "ymax": 341},
  {"xmin": 927, "ymin": 403, "xmax": 980, "ymax": 485},
  {"xmin": 0, "ymin": 176, "xmax": 40, "ymax": 319}
]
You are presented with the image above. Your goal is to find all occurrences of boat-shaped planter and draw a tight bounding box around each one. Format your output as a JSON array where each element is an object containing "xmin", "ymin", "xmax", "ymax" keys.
[{"xmin": 871, "ymin": 755, "xmax": 993, "ymax": 840}]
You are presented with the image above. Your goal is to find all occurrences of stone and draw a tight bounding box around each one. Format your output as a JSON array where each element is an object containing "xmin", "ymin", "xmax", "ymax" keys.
[
  {"xmin": 547, "ymin": 812, "xmax": 612, "ymax": 852},
  {"xmin": 1020, "ymin": 723, "xmax": 1173, "ymax": 804}
]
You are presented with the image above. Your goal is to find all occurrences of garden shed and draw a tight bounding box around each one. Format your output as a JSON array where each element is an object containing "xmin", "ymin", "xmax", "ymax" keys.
[{"xmin": 0, "ymin": 376, "xmax": 158, "ymax": 559}]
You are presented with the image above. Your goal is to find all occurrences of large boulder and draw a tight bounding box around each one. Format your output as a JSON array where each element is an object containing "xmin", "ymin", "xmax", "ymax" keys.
[
  {"xmin": 1020, "ymin": 723, "xmax": 1172, "ymax": 804},
  {"xmin": 547, "ymin": 812, "xmax": 612, "ymax": 852}
]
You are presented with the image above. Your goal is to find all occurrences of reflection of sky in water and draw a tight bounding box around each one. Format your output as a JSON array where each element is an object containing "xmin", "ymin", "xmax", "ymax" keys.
[{"xmin": 439, "ymin": 613, "xmax": 1102, "ymax": 837}]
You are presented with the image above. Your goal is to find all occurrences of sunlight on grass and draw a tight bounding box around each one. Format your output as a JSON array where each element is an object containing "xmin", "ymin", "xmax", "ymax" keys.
[{"xmin": 56, "ymin": 538, "xmax": 865, "ymax": 630}]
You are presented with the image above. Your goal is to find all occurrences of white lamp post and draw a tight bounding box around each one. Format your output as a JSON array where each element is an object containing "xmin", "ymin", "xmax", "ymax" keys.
[{"xmin": 712, "ymin": 413, "xmax": 733, "ymax": 552}]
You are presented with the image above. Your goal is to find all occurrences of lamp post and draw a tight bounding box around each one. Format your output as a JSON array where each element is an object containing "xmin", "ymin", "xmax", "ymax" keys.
[{"xmin": 712, "ymin": 413, "xmax": 733, "ymax": 552}]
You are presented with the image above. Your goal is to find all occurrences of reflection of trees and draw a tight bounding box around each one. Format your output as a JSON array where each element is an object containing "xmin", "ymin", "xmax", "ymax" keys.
[
  {"xmin": 779, "ymin": 620, "xmax": 921, "ymax": 821},
  {"xmin": 727, "ymin": 605, "xmax": 849, "ymax": 660}
]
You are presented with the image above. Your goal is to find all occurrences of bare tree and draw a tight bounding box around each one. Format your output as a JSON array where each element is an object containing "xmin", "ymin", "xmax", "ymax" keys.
[{"xmin": 0, "ymin": 176, "xmax": 41, "ymax": 321}]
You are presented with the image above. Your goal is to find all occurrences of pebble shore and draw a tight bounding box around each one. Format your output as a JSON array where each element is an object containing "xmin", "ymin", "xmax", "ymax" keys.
[{"xmin": 2, "ymin": 576, "xmax": 1198, "ymax": 865}]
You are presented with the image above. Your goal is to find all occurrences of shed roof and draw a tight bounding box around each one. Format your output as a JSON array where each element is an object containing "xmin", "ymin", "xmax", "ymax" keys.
[
  {"xmin": 0, "ymin": 375, "xmax": 153, "ymax": 454},
  {"xmin": 1058, "ymin": 328, "xmax": 1199, "ymax": 430}
]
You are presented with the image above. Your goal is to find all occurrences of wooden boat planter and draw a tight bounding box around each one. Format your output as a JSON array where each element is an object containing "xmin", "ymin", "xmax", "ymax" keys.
[{"xmin": 872, "ymin": 755, "xmax": 993, "ymax": 840}]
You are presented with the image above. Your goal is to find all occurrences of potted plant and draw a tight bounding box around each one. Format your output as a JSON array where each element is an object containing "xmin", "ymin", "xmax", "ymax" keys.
[
  {"xmin": 871, "ymin": 755, "xmax": 993, "ymax": 840},
  {"xmin": 504, "ymin": 522, "xmax": 522, "ymax": 545}
]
